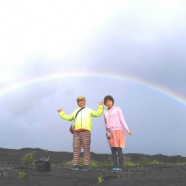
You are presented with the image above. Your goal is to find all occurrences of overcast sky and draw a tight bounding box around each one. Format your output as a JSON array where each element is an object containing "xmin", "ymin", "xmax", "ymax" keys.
[{"xmin": 0, "ymin": 0, "xmax": 186, "ymax": 156}]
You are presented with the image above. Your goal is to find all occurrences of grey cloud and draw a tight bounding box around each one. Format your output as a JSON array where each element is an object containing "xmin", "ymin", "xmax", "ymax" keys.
[
  {"xmin": 81, "ymin": 20, "xmax": 186, "ymax": 95},
  {"xmin": 1, "ymin": 82, "xmax": 58, "ymax": 117}
]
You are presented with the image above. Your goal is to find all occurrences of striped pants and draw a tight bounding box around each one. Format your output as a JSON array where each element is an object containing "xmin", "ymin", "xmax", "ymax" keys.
[{"xmin": 72, "ymin": 130, "xmax": 91, "ymax": 166}]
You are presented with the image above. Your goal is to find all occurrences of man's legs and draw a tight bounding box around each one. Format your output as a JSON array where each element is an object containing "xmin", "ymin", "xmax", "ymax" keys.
[
  {"xmin": 72, "ymin": 132, "xmax": 81, "ymax": 166},
  {"xmin": 80, "ymin": 130, "xmax": 91, "ymax": 166}
]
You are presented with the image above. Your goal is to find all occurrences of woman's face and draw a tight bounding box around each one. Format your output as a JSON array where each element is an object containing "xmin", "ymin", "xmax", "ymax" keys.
[{"xmin": 105, "ymin": 100, "xmax": 113, "ymax": 109}]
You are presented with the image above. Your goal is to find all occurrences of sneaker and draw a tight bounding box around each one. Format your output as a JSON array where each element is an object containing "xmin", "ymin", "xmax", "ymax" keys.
[
  {"xmin": 117, "ymin": 168, "xmax": 123, "ymax": 173},
  {"xmin": 112, "ymin": 167, "xmax": 123, "ymax": 173},
  {"xmin": 68, "ymin": 166, "xmax": 79, "ymax": 171},
  {"xmin": 111, "ymin": 167, "xmax": 118, "ymax": 172},
  {"xmin": 83, "ymin": 165, "xmax": 92, "ymax": 171},
  {"xmin": 116, "ymin": 168, "xmax": 123, "ymax": 173}
]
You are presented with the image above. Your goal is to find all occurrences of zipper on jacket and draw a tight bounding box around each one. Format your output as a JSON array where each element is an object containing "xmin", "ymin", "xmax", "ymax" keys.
[{"xmin": 81, "ymin": 110, "xmax": 83, "ymax": 128}]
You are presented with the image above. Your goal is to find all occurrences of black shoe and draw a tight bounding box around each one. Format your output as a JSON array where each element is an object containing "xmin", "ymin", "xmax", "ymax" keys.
[
  {"xmin": 83, "ymin": 165, "xmax": 92, "ymax": 171},
  {"xmin": 68, "ymin": 165, "xmax": 80, "ymax": 171}
]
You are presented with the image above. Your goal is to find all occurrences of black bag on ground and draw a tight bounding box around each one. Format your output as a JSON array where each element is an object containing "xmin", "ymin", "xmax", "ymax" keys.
[{"xmin": 35, "ymin": 157, "xmax": 50, "ymax": 172}]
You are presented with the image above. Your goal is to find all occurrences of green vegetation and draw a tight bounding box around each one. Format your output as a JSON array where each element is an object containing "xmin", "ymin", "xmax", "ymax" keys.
[
  {"xmin": 138, "ymin": 156, "xmax": 160, "ymax": 165},
  {"xmin": 138, "ymin": 165, "xmax": 144, "ymax": 171},
  {"xmin": 90, "ymin": 160, "xmax": 113, "ymax": 168},
  {"xmin": 175, "ymin": 161, "xmax": 186, "ymax": 166},
  {"xmin": 78, "ymin": 157, "xmax": 112, "ymax": 168},
  {"xmin": 97, "ymin": 176, "xmax": 104, "ymax": 184},
  {"xmin": 0, "ymin": 169, "xmax": 8, "ymax": 178},
  {"xmin": 22, "ymin": 151, "xmax": 36, "ymax": 166},
  {"xmin": 18, "ymin": 171, "xmax": 26, "ymax": 179},
  {"xmin": 61, "ymin": 157, "xmax": 186, "ymax": 170},
  {"xmin": 124, "ymin": 161, "xmax": 137, "ymax": 167},
  {"xmin": 19, "ymin": 150, "xmax": 186, "ymax": 170}
]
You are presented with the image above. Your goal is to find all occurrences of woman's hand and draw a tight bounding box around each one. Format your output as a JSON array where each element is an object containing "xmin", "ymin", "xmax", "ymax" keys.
[{"xmin": 127, "ymin": 130, "xmax": 133, "ymax": 135}]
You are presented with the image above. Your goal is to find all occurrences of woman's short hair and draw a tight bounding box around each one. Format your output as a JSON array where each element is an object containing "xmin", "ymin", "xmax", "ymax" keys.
[{"xmin": 104, "ymin": 95, "xmax": 114, "ymax": 105}]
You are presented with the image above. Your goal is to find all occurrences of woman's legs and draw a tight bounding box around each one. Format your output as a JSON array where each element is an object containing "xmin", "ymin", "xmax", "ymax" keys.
[
  {"xmin": 117, "ymin": 147, "xmax": 124, "ymax": 169},
  {"xmin": 111, "ymin": 147, "xmax": 124, "ymax": 169},
  {"xmin": 111, "ymin": 147, "xmax": 118, "ymax": 167}
]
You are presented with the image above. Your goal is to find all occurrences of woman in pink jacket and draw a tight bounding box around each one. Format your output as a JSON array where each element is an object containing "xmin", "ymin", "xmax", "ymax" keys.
[{"xmin": 103, "ymin": 95, "xmax": 132, "ymax": 173}]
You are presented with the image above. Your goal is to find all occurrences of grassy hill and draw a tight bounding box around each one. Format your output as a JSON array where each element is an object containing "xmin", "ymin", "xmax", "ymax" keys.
[{"xmin": 0, "ymin": 148, "xmax": 186, "ymax": 168}]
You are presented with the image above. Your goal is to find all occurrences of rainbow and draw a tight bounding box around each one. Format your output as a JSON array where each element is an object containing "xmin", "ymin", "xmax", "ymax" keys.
[{"xmin": 0, "ymin": 71, "xmax": 185, "ymax": 106}]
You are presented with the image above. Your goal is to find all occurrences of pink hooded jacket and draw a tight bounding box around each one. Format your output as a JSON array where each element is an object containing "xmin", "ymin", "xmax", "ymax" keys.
[{"xmin": 104, "ymin": 106, "xmax": 129, "ymax": 132}]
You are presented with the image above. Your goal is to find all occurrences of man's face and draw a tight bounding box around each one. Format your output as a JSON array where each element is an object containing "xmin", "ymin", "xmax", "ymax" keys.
[{"xmin": 77, "ymin": 99, "xmax": 86, "ymax": 107}]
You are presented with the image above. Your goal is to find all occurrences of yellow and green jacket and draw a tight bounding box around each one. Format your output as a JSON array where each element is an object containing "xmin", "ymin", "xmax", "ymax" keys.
[{"xmin": 59, "ymin": 105, "xmax": 104, "ymax": 131}]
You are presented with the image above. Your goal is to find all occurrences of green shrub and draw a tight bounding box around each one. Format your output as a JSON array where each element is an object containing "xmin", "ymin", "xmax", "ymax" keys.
[
  {"xmin": 97, "ymin": 176, "xmax": 104, "ymax": 183},
  {"xmin": 18, "ymin": 171, "xmax": 26, "ymax": 179},
  {"xmin": 149, "ymin": 159, "xmax": 159, "ymax": 165},
  {"xmin": 22, "ymin": 151, "xmax": 36, "ymax": 166},
  {"xmin": 124, "ymin": 161, "xmax": 137, "ymax": 167}
]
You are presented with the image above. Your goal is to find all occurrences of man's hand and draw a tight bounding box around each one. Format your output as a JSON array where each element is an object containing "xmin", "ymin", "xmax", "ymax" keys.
[
  {"xmin": 98, "ymin": 101, "xmax": 104, "ymax": 106},
  {"xmin": 57, "ymin": 108, "xmax": 63, "ymax": 113}
]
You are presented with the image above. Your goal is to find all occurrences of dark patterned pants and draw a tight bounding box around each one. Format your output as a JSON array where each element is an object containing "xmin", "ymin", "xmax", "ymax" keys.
[
  {"xmin": 111, "ymin": 147, "xmax": 124, "ymax": 168},
  {"xmin": 72, "ymin": 130, "xmax": 91, "ymax": 166}
]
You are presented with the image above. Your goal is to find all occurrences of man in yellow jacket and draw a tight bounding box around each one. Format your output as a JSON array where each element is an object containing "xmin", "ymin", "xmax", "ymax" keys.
[{"xmin": 57, "ymin": 96, "xmax": 104, "ymax": 171}]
